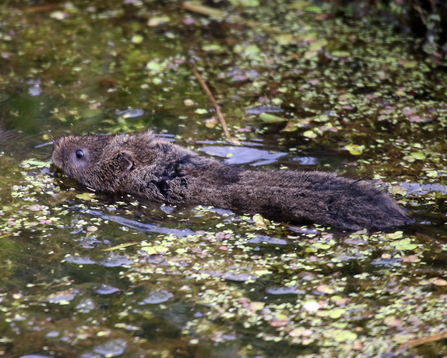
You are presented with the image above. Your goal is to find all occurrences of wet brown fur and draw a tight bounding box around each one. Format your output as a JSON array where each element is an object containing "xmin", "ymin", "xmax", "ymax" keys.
[{"xmin": 51, "ymin": 132, "xmax": 409, "ymax": 230}]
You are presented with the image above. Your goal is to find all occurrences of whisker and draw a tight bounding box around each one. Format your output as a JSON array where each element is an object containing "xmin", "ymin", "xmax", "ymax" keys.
[
  {"xmin": 34, "ymin": 141, "xmax": 53, "ymax": 149},
  {"xmin": 349, "ymin": 178, "xmax": 363, "ymax": 187}
]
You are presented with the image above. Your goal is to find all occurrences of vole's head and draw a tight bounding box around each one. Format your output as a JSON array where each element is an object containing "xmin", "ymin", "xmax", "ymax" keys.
[{"xmin": 52, "ymin": 134, "xmax": 132, "ymax": 192}]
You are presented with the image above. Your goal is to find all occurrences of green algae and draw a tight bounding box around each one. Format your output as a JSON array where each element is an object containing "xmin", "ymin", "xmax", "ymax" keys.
[{"xmin": 0, "ymin": 1, "xmax": 445, "ymax": 357}]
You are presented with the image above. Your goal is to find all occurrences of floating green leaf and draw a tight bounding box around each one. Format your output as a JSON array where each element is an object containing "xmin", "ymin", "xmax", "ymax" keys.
[
  {"xmin": 131, "ymin": 34, "xmax": 143, "ymax": 44},
  {"xmin": 305, "ymin": 5, "xmax": 323, "ymax": 14},
  {"xmin": 275, "ymin": 34, "xmax": 294, "ymax": 45},
  {"xmin": 332, "ymin": 51, "xmax": 351, "ymax": 57},
  {"xmin": 410, "ymin": 152, "xmax": 426, "ymax": 160},
  {"xmin": 345, "ymin": 144, "xmax": 364, "ymax": 155},
  {"xmin": 21, "ymin": 159, "xmax": 51, "ymax": 168},
  {"xmin": 303, "ymin": 130, "xmax": 317, "ymax": 138},
  {"xmin": 390, "ymin": 238, "xmax": 417, "ymax": 251},
  {"xmin": 259, "ymin": 113, "xmax": 287, "ymax": 123}
]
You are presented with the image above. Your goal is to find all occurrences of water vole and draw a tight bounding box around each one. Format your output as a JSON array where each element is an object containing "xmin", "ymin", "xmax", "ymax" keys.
[{"xmin": 51, "ymin": 132, "xmax": 409, "ymax": 230}]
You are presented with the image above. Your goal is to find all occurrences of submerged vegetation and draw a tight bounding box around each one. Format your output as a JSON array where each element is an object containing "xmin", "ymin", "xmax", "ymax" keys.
[
  {"xmin": 322, "ymin": 0, "xmax": 447, "ymax": 50},
  {"xmin": 0, "ymin": 0, "xmax": 446, "ymax": 357}
]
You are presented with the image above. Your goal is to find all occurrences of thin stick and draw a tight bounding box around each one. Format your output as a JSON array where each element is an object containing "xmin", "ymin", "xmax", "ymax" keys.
[
  {"xmin": 101, "ymin": 242, "xmax": 138, "ymax": 251},
  {"xmin": 181, "ymin": 2, "xmax": 281, "ymax": 34},
  {"xmin": 188, "ymin": 63, "xmax": 234, "ymax": 142},
  {"xmin": 49, "ymin": 280, "xmax": 75, "ymax": 289},
  {"xmin": 414, "ymin": 231, "xmax": 447, "ymax": 245},
  {"xmin": 23, "ymin": 4, "xmax": 59, "ymax": 13},
  {"xmin": 398, "ymin": 331, "xmax": 447, "ymax": 349},
  {"xmin": 182, "ymin": 1, "xmax": 225, "ymax": 18}
]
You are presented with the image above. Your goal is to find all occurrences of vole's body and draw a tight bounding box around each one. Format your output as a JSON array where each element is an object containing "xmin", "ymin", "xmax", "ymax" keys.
[{"xmin": 52, "ymin": 132, "xmax": 408, "ymax": 230}]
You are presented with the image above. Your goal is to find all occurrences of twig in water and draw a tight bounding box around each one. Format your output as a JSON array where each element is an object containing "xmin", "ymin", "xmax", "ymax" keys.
[
  {"xmin": 23, "ymin": 4, "xmax": 60, "ymax": 13},
  {"xmin": 188, "ymin": 63, "xmax": 236, "ymax": 143},
  {"xmin": 398, "ymin": 331, "xmax": 447, "ymax": 349},
  {"xmin": 181, "ymin": 1, "xmax": 281, "ymax": 34},
  {"xmin": 49, "ymin": 280, "xmax": 75, "ymax": 290}
]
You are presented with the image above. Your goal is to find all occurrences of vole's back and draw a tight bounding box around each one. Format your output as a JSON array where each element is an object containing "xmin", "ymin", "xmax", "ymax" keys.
[
  {"xmin": 179, "ymin": 164, "xmax": 407, "ymax": 230},
  {"xmin": 52, "ymin": 132, "xmax": 408, "ymax": 230}
]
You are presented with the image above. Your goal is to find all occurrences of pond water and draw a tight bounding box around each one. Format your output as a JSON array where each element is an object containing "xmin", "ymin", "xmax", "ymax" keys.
[{"xmin": 0, "ymin": 1, "xmax": 447, "ymax": 358}]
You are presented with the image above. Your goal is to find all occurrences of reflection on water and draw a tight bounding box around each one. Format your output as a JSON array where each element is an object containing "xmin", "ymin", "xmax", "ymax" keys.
[
  {"xmin": 200, "ymin": 145, "xmax": 321, "ymax": 166},
  {"xmin": 291, "ymin": 155, "xmax": 320, "ymax": 165},
  {"xmin": 76, "ymin": 207, "xmax": 195, "ymax": 237},
  {"xmin": 400, "ymin": 181, "xmax": 447, "ymax": 195},
  {"xmin": 139, "ymin": 290, "xmax": 174, "ymax": 304},
  {"xmin": 244, "ymin": 105, "xmax": 283, "ymax": 114},
  {"xmin": 199, "ymin": 145, "xmax": 287, "ymax": 165},
  {"xmin": 115, "ymin": 108, "xmax": 144, "ymax": 118},
  {"xmin": 92, "ymin": 339, "xmax": 127, "ymax": 357},
  {"xmin": 95, "ymin": 284, "xmax": 120, "ymax": 295},
  {"xmin": 0, "ymin": 0, "xmax": 446, "ymax": 357},
  {"xmin": 25, "ymin": 79, "xmax": 42, "ymax": 97}
]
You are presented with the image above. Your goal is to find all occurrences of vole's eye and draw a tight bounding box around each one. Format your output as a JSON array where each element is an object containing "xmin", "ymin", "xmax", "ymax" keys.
[{"xmin": 75, "ymin": 149, "xmax": 84, "ymax": 159}]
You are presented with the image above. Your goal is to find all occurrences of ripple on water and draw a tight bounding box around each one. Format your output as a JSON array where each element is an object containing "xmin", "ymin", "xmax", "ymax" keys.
[
  {"xmin": 291, "ymin": 156, "xmax": 320, "ymax": 165},
  {"xmin": 199, "ymin": 146, "xmax": 287, "ymax": 166},
  {"xmin": 115, "ymin": 108, "xmax": 144, "ymax": 118},
  {"xmin": 246, "ymin": 234, "xmax": 288, "ymax": 245},
  {"xmin": 76, "ymin": 298, "xmax": 95, "ymax": 313},
  {"xmin": 0, "ymin": 91, "xmax": 10, "ymax": 103},
  {"xmin": 25, "ymin": 79, "xmax": 42, "ymax": 97},
  {"xmin": 139, "ymin": 290, "xmax": 174, "ymax": 304},
  {"xmin": 64, "ymin": 255, "xmax": 97, "ymax": 265},
  {"xmin": 46, "ymin": 289, "xmax": 78, "ymax": 304},
  {"xmin": 96, "ymin": 284, "xmax": 121, "ymax": 295},
  {"xmin": 79, "ymin": 354, "xmax": 102, "ymax": 358},
  {"xmin": 266, "ymin": 286, "xmax": 305, "ymax": 295},
  {"xmin": 93, "ymin": 339, "xmax": 127, "ymax": 357},
  {"xmin": 222, "ymin": 272, "xmax": 257, "ymax": 282},
  {"xmin": 100, "ymin": 253, "xmax": 134, "ymax": 267},
  {"xmin": 244, "ymin": 105, "xmax": 283, "ymax": 114},
  {"xmin": 46, "ymin": 330, "xmax": 59, "ymax": 338}
]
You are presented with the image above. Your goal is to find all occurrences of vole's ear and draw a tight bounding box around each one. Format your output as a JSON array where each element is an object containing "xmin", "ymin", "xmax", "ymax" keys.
[
  {"xmin": 97, "ymin": 150, "xmax": 134, "ymax": 191},
  {"xmin": 114, "ymin": 151, "xmax": 134, "ymax": 178}
]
